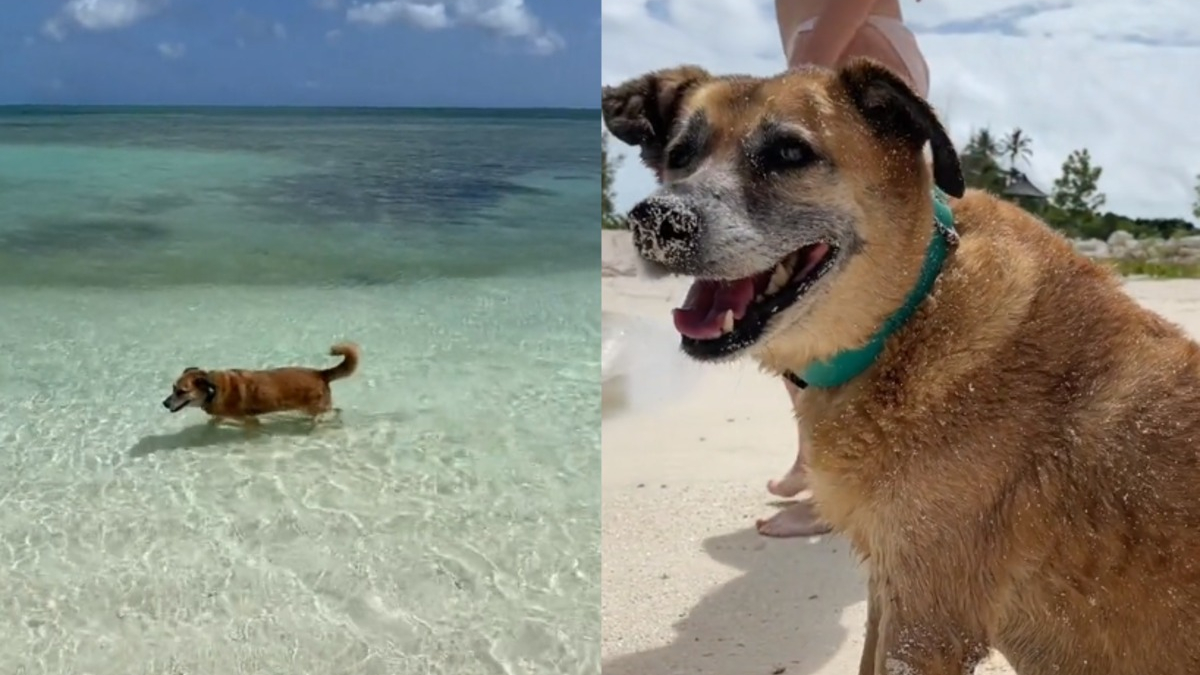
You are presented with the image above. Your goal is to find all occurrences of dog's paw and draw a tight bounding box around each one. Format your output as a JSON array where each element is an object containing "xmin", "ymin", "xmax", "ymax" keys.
[{"xmin": 601, "ymin": 66, "xmax": 711, "ymax": 172}]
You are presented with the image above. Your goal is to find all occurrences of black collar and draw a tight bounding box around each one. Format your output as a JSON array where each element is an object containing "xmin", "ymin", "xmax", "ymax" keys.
[{"xmin": 784, "ymin": 370, "xmax": 808, "ymax": 390}]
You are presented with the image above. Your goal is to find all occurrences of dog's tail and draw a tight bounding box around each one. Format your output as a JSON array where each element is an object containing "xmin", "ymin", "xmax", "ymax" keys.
[{"xmin": 321, "ymin": 342, "xmax": 359, "ymax": 382}]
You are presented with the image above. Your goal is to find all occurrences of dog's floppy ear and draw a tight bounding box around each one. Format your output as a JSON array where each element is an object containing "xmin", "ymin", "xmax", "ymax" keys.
[
  {"xmin": 836, "ymin": 58, "xmax": 965, "ymax": 198},
  {"xmin": 197, "ymin": 375, "xmax": 215, "ymax": 397},
  {"xmin": 185, "ymin": 368, "xmax": 215, "ymax": 396},
  {"xmin": 601, "ymin": 66, "xmax": 711, "ymax": 178}
]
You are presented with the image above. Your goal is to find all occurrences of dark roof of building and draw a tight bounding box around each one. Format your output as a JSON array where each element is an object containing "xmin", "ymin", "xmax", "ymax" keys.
[{"xmin": 1003, "ymin": 170, "xmax": 1048, "ymax": 199}]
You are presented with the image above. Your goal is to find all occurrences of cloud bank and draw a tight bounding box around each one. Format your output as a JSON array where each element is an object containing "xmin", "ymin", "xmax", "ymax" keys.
[{"xmin": 346, "ymin": 0, "xmax": 564, "ymax": 54}]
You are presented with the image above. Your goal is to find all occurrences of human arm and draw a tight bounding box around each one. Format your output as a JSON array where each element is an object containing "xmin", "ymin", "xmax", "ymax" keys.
[{"xmin": 775, "ymin": 0, "xmax": 878, "ymax": 68}]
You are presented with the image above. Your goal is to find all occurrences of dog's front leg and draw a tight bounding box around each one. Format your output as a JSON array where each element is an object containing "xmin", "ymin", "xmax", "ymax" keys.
[
  {"xmin": 233, "ymin": 416, "xmax": 261, "ymax": 434},
  {"xmin": 872, "ymin": 591, "xmax": 988, "ymax": 675},
  {"xmin": 857, "ymin": 571, "xmax": 882, "ymax": 675}
]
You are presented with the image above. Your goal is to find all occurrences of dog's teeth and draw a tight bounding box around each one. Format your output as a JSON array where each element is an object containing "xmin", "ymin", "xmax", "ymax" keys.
[
  {"xmin": 721, "ymin": 309, "xmax": 735, "ymax": 333},
  {"xmin": 766, "ymin": 263, "xmax": 791, "ymax": 295}
]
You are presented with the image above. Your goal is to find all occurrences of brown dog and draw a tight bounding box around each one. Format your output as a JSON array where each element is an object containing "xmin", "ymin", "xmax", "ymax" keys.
[
  {"xmin": 163, "ymin": 343, "xmax": 358, "ymax": 426},
  {"xmin": 603, "ymin": 58, "xmax": 1200, "ymax": 674}
]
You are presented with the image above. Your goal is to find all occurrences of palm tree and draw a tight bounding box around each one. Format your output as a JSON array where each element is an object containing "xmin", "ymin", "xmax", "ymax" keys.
[
  {"xmin": 961, "ymin": 128, "xmax": 1006, "ymax": 194},
  {"xmin": 969, "ymin": 128, "xmax": 1002, "ymax": 161},
  {"xmin": 1000, "ymin": 128, "xmax": 1033, "ymax": 172}
]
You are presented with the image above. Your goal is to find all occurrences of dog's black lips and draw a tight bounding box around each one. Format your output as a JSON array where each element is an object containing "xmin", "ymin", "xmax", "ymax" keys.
[{"xmin": 681, "ymin": 245, "xmax": 840, "ymax": 360}]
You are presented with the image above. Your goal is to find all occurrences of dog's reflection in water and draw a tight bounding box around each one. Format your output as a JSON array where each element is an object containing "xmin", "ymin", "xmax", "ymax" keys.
[{"xmin": 128, "ymin": 413, "xmax": 342, "ymax": 458}]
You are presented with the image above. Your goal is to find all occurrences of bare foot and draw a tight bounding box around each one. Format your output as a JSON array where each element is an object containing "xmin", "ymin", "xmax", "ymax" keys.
[
  {"xmin": 756, "ymin": 501, "xmax": 833, "ymax": 538},
  {"xmin": 767, "ymin": 470, "xmax": 809, "ymax": 499}
]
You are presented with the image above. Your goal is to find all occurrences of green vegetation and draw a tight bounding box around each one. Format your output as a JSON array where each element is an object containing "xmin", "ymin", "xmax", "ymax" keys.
[
  {"xmin": 601, "ymin": 132, "xmax": 626, "ymax": 230},
  {"xmin": 1108, "ymin": 259, "xmax": 1200, "ymax": 279},
  {"xmin": 961, "ymin": 126, "xmax": 1197, "ymax": 241},
  {"xmin": 1193, "ymin": 172, "xmax": 1200, "ymax": 222}
]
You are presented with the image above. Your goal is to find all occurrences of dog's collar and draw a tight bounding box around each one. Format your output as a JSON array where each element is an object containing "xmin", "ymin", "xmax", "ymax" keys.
[{"xmin": 784, "ymin": 189, "xmax": 958, "ymax": 391}]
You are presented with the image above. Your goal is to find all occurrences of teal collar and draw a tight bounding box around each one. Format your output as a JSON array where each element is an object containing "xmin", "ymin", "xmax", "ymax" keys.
[{"xmin": 785, "ymin": 189, "xmax": 958, "ymax": 391}]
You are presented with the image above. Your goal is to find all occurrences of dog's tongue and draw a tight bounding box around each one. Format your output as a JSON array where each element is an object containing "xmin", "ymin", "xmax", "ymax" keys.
[{"xmin": 672, "ymin": 278, "xmax": 756, "ymax": 339}]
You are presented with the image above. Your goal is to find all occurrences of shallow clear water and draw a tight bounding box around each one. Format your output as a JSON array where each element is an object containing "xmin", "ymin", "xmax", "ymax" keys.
[{"xmin": 0, "ymin": 107, "xmax": 599, "ymax": 674}]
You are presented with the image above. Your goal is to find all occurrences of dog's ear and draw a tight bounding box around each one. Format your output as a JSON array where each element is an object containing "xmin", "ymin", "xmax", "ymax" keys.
[
  {"xmin": 196, "ymin": 375, "xmax": 215, "ymax": 396},
  {"xmin": 602, "ymin": 66, "xmax": 712, "ymax": 179},
  {"xmin": 836, "ymin": 58, "xmax": 965, "ymax": 198},
  {"xmin": 185, "ymin": 368, "xmax": 214, "ymax": 395}
]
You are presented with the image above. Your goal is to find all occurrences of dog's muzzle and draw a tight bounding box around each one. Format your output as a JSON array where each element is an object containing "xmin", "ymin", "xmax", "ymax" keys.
[{"xmin": 627, "ymin": 193, "xmax": 703, "ymax": 272}]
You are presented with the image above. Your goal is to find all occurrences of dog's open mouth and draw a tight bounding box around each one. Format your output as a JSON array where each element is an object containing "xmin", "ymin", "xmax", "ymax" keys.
[{"xmin": 672, "ymin": 242, "xmax": 839, "ymax": 359}]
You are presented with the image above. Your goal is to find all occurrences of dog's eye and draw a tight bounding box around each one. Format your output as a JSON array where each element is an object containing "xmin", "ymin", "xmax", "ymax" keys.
[
  {"xmin": 762, "ymin": 138, "xmax": 816, "ymax": 172},
  {"xmin": 665, "ymin": 143, "xmax": 696, "ymax": 172},
  {"xmin": 778, "ymin": 146, "xmax": 807, "ymax": 163}
]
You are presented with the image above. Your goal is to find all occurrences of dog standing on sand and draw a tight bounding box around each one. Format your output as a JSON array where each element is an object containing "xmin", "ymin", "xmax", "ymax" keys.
[
  {"xmin": 604, "ymin": 58, "xmax": 1200, "ymax": 674},
  {"xmin": 162, "ymin": 343, "xmax": 358, "ymax": 426}
]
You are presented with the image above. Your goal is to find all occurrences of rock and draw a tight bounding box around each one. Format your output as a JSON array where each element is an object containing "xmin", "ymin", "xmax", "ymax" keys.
[
  {"xmin": 1074, "ymin": 238, "xmax": 1110, "ymax": 259},
  {"xmin": 1107, "ymin": 230, "xmax": 1135, "ymax": 247},
  {"xmin": 1071, "ymin": 230, "xmax": 1200, "ymax": 267}
]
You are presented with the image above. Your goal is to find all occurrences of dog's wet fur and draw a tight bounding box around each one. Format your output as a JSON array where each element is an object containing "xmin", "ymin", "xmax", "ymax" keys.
[
  {"xmin": 163, "ymin": 343, "xmax": 358, "ymax": 426},
  {"xmin": 604, "ymin": 58, "xmax": 1200, "ymax": 674}
]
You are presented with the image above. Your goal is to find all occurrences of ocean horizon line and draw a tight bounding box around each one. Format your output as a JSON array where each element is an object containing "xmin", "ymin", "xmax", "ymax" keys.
[{"xmin": 0, "ymin": 103, "xmax": 599, "ymax": 117}]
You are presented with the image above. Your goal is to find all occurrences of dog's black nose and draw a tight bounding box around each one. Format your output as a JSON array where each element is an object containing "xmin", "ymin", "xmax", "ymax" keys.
[
  {"xmin": 627, "ymin": 195, "xmax": 702, "ymax": 269},
  {"xmin": 162, "ymin": 399, "xmax": 171, "ymax": 409}
]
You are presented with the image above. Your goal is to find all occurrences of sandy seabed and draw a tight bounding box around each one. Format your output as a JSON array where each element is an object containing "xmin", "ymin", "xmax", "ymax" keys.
[{"xmin": 0, "ymin": 277, "xmax": 599, "ymax": 675}]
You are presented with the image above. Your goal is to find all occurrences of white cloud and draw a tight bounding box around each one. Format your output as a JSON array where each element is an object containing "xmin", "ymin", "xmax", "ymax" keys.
[
  {"xmin": 42, "ymin": 0, "xmax": 166, "ymax": 40},
  {"xmin": 458, "ymin": 0, "xmax": 565, "ymax": 53},
  {"xmin": 41, "ymin": 19, "xmax": 67, "ymax": 41},
  {"xmin": 232, "ymin": 9, "xmax": 290, "ymax": 47},
  {"xmin": 346, "ymin": 0, "xmax": 563, "ymax": 54},
  {"xmin": 347, "ymin": 1, "xmax": 450, "ymax": 29},
  {"xmin": 156, "ymin": 41, "xmax": 185, "ymax": 59},
  {"xmin": 603, "ymin": 0, "xmax": 1200, "ymax": 220},
  {"xmin": 527, "ymin": 31, "xmax": 566, "ymax": 56}
]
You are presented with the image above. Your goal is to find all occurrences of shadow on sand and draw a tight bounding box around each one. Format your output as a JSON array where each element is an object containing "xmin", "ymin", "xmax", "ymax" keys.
[
  {"xmin": 603, "ymin": 525, "xmax": 867, "ymax": 675},
  {"xmin": 128, "ymin": 416, "xmax": 329, "ymax": 458}
]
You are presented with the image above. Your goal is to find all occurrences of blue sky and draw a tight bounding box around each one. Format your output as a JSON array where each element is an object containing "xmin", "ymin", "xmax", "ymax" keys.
[{"xmin": 0, "ymin": 0, "xmax": 599, "ymax": 107}]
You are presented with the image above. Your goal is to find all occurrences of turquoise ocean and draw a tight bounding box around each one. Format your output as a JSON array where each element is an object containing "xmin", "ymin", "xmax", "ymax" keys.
[{"xmin": 0, "ymin": 107, "xmax": 599, "ymax": 674}]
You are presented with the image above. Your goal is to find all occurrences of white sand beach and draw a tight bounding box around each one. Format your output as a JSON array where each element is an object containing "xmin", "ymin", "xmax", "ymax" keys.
[{"xmin": 600, "ymin": 230, "xmax": 1200, "ymax": 675}]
